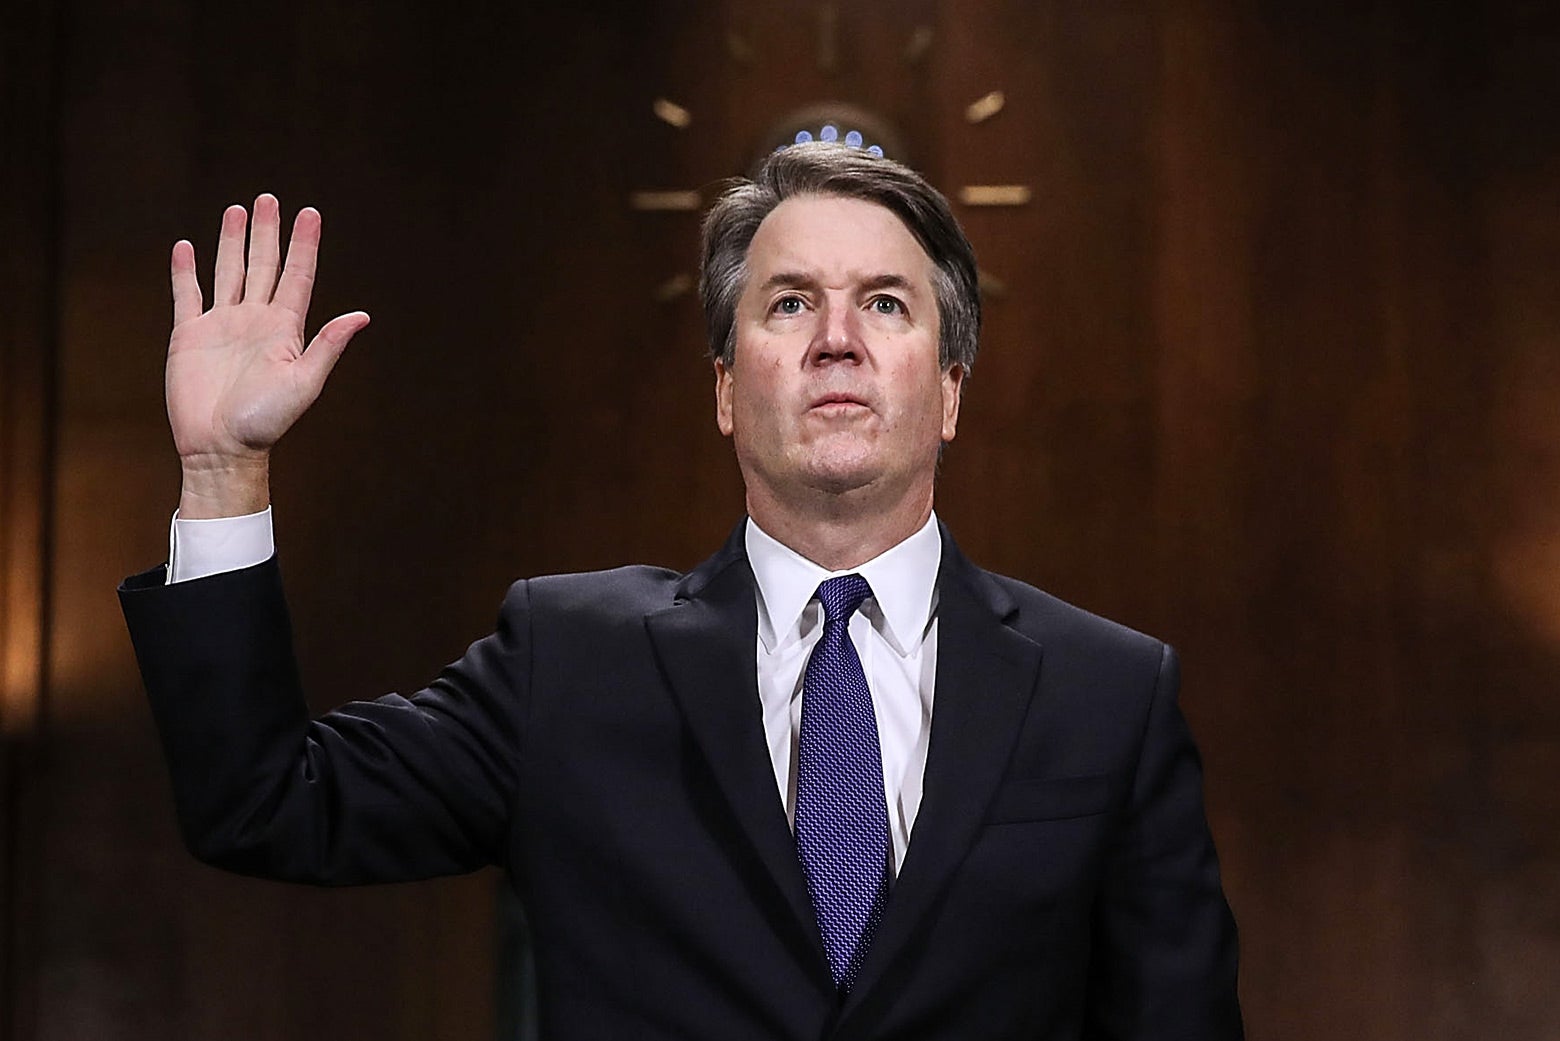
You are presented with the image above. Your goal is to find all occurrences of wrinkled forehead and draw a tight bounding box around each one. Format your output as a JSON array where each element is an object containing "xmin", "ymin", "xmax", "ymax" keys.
[{"xmin": 742, "ymin": 194, "xmax": 936, "ymax": 289}]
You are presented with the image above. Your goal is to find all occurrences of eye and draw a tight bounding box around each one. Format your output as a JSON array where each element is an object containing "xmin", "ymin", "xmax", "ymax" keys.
[
  {"xmin": 870, "ymin": 296, "xmax": 906, "ymax": 316},
  {"xmin": 771, "ymin": 295, "xmax": 805, "ymax": 316}
]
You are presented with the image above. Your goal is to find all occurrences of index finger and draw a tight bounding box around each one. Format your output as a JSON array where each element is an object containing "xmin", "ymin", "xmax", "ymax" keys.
[{"xmin": 272, "ymin": 207, "xmax": 322, "ymax": 317}]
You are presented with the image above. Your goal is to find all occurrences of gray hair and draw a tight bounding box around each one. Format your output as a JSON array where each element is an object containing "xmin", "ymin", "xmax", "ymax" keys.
[{"xmin": 699, "ymin": 142, "xmax": 980, "ymax": 374}]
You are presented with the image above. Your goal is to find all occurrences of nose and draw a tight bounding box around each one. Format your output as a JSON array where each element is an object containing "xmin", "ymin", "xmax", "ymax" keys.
[{"xmin": 808, "ymin": 299, "xmax": 864, "ymax": 367}]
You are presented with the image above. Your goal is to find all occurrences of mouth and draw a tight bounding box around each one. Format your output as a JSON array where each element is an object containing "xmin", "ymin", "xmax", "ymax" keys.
[{"xmin": 808, "ymin": 392, "xmax": 872, "ymax": 412}]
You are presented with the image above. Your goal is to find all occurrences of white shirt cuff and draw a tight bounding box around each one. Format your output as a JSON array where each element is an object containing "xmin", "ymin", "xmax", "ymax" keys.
[{"xmin": 167, "ymin": 506, "xmax": 276, "ymax": 584}]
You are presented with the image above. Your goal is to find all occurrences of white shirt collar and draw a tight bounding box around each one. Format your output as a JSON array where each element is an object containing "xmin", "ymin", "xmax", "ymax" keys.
[{"xmin": 745, "ymin": 512, "xmax": 942, "ymax": 656}]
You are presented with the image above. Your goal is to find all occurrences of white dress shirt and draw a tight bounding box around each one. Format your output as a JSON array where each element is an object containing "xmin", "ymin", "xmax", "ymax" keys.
[
  {"xmin": 167, "ymin": 507, "xmax": 276, "ymax": 582},
  {"xmin": 168, "ymin": 509, "xmax": 943, "ymax": 874},
  {"xmin": 745, "ymin": 515, "xmax": 940, "ymax": 876}
]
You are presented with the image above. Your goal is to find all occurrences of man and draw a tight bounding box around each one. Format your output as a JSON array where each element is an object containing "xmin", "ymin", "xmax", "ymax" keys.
[{"xmin": 121, "ymin": 143, "xmax": 1243, "ymax": 1039}]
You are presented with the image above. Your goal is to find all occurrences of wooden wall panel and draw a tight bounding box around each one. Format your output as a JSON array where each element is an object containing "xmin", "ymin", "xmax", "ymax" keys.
[
  {"xmin": 1, "ymin": 2, "xmax": 61, "ymax": 1040},
  {"xmin": 5, "ymin": 0, "xmax": 1559, "ymax": 1038}
]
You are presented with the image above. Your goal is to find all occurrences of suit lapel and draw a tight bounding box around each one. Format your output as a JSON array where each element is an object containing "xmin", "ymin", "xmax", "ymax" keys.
[
  {"xmin": 644, "ymin": 521, "xmax": 1046, "ymax": 1016},
  {"xmin": 643, "ymin": 522, "xmax": 826, "ymax": 968},
  {"xmin": 841, "ymin": 528, "xmax": 1045, "ymax": 1018}
]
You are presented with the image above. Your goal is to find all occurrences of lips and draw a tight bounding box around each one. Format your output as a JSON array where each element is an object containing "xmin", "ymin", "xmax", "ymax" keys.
[{"xmin": 809, "ymin": 392, "xmax": 871, "ymax": 410}]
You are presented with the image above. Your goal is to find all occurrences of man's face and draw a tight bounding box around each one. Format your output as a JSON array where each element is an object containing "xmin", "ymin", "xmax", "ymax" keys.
[{"xmin": 715, "ymin": 194, "xmax": 963, "ymax": 511}]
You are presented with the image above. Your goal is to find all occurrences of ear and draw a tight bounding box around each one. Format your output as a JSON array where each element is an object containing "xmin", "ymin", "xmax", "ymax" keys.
[
  {"xmin": 940, "ymin": 363, "xmax": 964, "ymax": 443},
  {"xmin": 714, "ymin": 358, "xmax": 735, "ymax": 437}
]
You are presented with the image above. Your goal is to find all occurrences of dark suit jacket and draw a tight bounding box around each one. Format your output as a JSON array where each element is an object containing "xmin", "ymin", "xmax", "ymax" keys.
[{"xmin": 119, "ymin": 520, "xmax": 1242, "ymax": 1040}]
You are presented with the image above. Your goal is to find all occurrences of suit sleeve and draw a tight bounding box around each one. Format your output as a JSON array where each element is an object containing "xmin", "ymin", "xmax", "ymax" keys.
[
  {"xmin": 1084, "ymin": 644, "xmax": 1244, "ymax": 1040},
  {"xmin": 119, "ymin": 556, "xmax": 529, "ymax": 884}
]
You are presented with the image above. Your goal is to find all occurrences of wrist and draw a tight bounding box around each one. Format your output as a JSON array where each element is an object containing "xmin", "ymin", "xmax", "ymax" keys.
[{"xmin": 178, "ymin": 454, "xmax": 271, "ymax": 519}]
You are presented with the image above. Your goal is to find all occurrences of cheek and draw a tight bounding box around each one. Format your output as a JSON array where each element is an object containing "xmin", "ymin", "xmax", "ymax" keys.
[
  {"xmin": 901, "ymin": 367, "xmax": 950, "ymax": 425},
  {"xmin": 738, "ymin": 357, "xmax": 787, "ymax": 410},
  {"xmin": 727, "ymin": 381, "xmax": 776, "ymax": 442}
]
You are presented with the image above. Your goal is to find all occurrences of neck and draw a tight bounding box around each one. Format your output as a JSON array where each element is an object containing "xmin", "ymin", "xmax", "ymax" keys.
[{"xmin": 745, "ymin": 481, "xmax": 934, "ymax": 571}]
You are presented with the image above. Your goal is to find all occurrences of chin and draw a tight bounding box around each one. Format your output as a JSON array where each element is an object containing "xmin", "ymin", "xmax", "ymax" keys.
[
  {"xmin": 797, "ymin": 454, "xmax": 884, "ymax": 497},
  {"xmin": 803, "ymin": 473, "xmax": 877, "ymax": 497}
]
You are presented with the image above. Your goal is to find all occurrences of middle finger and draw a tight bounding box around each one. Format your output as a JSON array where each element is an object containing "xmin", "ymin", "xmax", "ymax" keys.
[{"xmin": 243, "ymin": 193, "xmax": 282, "ymax": 304}]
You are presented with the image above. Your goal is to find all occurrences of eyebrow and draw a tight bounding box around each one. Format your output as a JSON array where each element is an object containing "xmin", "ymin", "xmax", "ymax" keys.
[{"xmin": 757, "ymin": 271, "xmax": 921, "ymax": 296}]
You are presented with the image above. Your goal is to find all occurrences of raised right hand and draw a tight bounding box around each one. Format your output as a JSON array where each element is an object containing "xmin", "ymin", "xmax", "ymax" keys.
[{"xmin": 167, "ymin": 194, "xmax": 369, "ymax": 517}]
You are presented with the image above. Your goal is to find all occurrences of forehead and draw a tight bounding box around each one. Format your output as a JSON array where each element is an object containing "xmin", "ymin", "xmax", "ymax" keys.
[{"xmin": 743, "ymin": 194, "xmax": 934, "ymax": 287}]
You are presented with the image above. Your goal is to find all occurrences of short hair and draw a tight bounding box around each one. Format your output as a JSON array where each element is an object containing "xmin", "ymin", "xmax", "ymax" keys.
[{"xmin": 699, "ymin": 142, "xmax": 980, "ymax": 374}]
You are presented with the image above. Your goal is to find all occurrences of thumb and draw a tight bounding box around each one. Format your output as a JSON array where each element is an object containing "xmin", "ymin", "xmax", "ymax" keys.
[{"xmin": 298, "ymin": 311, "xmax": 370, "ymax": 392}]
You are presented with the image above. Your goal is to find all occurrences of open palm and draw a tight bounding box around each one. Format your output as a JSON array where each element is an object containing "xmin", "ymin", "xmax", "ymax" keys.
[{"xmin": 167, "ymin": 195, "xmax": 368, "ymax": 466}]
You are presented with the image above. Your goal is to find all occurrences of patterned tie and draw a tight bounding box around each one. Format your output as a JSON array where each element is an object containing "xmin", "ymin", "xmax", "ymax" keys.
[{"xmin": 795, "ymin": 573, "xmax": 890, "ymax": 991}]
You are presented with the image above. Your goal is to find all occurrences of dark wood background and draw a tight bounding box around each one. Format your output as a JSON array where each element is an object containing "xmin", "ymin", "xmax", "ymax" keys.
[{"xmin": 4, "ymin": 0, "xmax": 1558, "ymax": 1038}]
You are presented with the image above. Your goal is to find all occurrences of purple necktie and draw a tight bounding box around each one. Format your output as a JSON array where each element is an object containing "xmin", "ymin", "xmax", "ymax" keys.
[{"xmin": 795, "ymin": 573, "xmax": 890, "ymax": 991}]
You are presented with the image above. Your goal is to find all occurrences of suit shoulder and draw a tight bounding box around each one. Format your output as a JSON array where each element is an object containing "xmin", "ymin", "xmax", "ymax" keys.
[
  {"xmin": 980, "ymin": 570, "xmax": 1166, "ymax": 664},
  {"xmin": 506, "ymin": 564, "xmax": 685, "ymax": 622}
]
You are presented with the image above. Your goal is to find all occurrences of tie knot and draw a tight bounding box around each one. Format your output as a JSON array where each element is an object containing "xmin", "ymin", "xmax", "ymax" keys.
[{"xmin": 816, "ymin": 574, "xmax": 873, "ymax": 624}]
